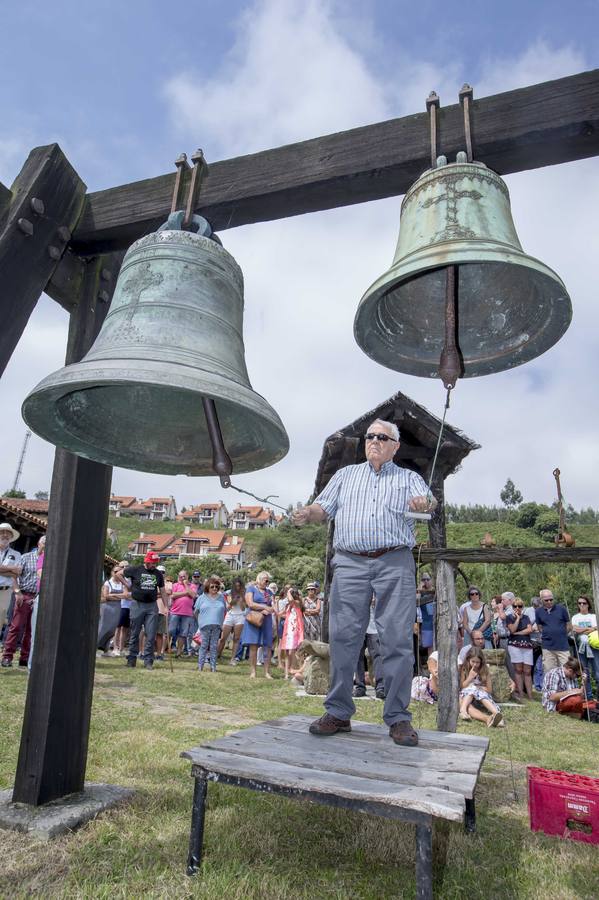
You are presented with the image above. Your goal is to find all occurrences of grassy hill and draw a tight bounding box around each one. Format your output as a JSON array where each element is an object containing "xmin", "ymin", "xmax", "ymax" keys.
[{"xmin": 107, "ymin": 516, "xmax": 599, "ymax": 609}]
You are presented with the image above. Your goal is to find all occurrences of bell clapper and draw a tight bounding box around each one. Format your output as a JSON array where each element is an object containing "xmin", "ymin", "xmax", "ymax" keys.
[{"xmin": 201, "ymin": 397, "xmax": 233, "ymax": 488}]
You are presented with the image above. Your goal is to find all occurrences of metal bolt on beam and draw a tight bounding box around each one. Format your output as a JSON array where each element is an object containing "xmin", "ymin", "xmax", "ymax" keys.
[
  {"xmin": 97, "ymin": 290, "xmax": 110, "ymax": 304},
  {"xmin": 48, "ymin": 246, "xmax": 61, "ymax": 260},
  {"xmin": 100, "ymin": 268, "xmax": 112, "ymax": 282},
  {"xmin": 30, "ymin": 197, "xmax": 45, "ymax": 216},
  {"xmin": 57, "ymin": 226, "xmax": 71, "ymax": 243},
  {"xmin": 17, "ymin": 218, "xmax": 34, "ymax": 236}
]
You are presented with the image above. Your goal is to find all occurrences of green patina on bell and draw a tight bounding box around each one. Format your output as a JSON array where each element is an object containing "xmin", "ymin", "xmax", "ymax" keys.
[
  {"xmin": 354, "ymin": 153, "xmax": 572, "ymax": 378},
  {"xmin": 23, "ymin": 214, "xmax": 289, "ymax": 476}
]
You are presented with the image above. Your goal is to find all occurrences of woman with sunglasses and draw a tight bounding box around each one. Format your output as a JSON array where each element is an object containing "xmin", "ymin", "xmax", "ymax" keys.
[
  {"xmin": 505, "ymin": 598, "xmax": 534, "ymax": 699},
  {"xmin": 571, "ymin": 596, "xmax": 598, "ymax": 699},
  {"xmin": 462, "ymin": 587, "xmax": 492, "ymax": 648}
]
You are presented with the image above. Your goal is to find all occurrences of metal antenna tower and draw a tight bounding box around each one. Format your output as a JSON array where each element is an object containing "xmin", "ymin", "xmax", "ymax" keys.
[{"xmin": 12, "ymin": 430, "xmax": 31, "ymax": 493}]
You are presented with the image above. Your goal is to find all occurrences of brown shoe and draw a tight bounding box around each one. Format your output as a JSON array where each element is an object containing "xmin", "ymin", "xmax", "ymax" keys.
[
  {"xmin": 309, "ymin": 713, "xmax": 351, "ymax": 736},
  {"xmin": 389, "ymin": 721, "xmax": 418, "ymax": 746}
]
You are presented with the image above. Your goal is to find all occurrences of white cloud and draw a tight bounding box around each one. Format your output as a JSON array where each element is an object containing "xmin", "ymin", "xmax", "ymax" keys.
[{"xmin": 2, "ymin": 3, "xmax": 596, "ymax": 517}]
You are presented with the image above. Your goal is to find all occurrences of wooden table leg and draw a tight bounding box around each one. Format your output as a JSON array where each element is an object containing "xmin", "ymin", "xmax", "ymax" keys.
[
  {"xmin": 415, "ymin": 821, "xmax": 433, "ymax": 900},
  {"xmin": 465, "ymin": 797, "xmax": 476, "ymax": 833},
  {"xmin": 187, "ymin": 774, "xmax": 208, "ymax": 875}
]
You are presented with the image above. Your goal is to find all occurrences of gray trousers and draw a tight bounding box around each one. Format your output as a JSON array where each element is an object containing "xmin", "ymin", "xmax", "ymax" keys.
[
  {"xmin": 128, "ymin": 600, "xmax": 159, "ymax": 663},
  {"xmin": 326, "ymin": 548, "xmax": 415, "ymax": 726}
]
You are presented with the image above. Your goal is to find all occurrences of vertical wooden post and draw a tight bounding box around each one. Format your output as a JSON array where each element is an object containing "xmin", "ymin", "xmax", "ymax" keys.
[
  {"xmin": 13, "ymin": 251, "xmax": 123, "ymax": 806},
  {"xmin": 436, "ymin": 559, "xmax": 459, "ymax": 733},
  {"xmin": 590, "ymin": 559, "xmax": 599, "ymax": 608}
]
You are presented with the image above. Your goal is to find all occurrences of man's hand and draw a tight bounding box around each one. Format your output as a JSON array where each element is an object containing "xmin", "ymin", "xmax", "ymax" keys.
[
  {"xmin": 291, "ymin": 503, "xmax": 327, "ymax": 526},
  {"xmin": 408, "ymin": 495, "xmax": 437, "ymax": 513}
]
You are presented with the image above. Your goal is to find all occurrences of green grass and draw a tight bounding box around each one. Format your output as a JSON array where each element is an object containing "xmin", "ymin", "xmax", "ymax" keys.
[{"xmin": 1, "ymin": 656, "xmax": 598, "ymax": 899}]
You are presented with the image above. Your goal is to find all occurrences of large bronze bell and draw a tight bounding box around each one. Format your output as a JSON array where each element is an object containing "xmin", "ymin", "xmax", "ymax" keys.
[
  {"xmin": 354, "ymin": 153, "xmax": 572, "ymax": 379},
  {"xmin": 22, "ymin": 215, "xmax": 289, "ymax": 476}
]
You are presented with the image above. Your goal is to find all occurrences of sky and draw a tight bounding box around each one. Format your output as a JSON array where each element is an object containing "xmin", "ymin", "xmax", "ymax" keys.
[{"xmin": 1, "ymin": 0, "xmax": 598, "ymax": 513}]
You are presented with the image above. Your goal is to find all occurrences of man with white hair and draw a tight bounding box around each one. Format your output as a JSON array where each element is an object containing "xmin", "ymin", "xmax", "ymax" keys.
[
  {"xmin": 293, "ymin": 418, "xmax": 436, "ymax": 747},
  {"xmin": 535, "ymin": 588, "xmax": 571, "ymax": 673},
  {"xmin": 0, "ymin": 523, "xmax": 22, "ymax": 645}
]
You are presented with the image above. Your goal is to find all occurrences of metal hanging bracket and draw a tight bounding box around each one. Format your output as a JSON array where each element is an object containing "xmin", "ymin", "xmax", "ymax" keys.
[
  {"xmin": 169, "ymin": 149, "xmax": 210, "ymax": 229},
  {"xmin": 425, "ymin": 91, "xmax": 440, "ymax": 168},
  {"xmin": 459, "ymin": 83, "xmax": 474, "ymax": 162}
]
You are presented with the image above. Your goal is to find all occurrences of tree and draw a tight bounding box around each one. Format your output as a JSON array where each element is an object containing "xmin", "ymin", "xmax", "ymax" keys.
[
  {"xmin": 34, "ymin": 490, "xmax": 49, "ymax": 501},
  {"xmin": 3, "ymin": 489, "xmax": 26, "ymax": 499},
  {"xmin": 534, "ymin": 509, "xmax": 560, "ymax": 542},
  {"xmin": 514, "ymin": 502, "xmax": 546, "ymax": 530},
  {"xmin": 500, "ymin": 478, "xmax": 523, "ymax": 509},
  {"xmin": 256, "ymin": 532, "xmax": 285, "ymax": 559}
]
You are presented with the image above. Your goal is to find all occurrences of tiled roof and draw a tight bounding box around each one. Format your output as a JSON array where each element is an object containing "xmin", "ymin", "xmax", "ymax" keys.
[
  {"xmin": 220, "ymin": 540, "xmax": 244, "ymax": 556},
  {"xmin": 5, "ymin": 498, "xmax": 49, "ymax": 514},
  {"xmin": 111, "ymin": 496, "xmax": 136, "ymax": 506},
  {"xmin": 147, "ymin": 497, "xmax": 172, "ymax": 504},
  {"xmin": 128, "ymin": 533, "xmax": 177, "ymax": 552}
]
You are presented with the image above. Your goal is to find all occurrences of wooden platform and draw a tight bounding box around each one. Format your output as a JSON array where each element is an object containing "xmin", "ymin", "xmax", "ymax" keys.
[{"xmin": 181, "ymin": 715, "xmax": 489, "ymax": 899}]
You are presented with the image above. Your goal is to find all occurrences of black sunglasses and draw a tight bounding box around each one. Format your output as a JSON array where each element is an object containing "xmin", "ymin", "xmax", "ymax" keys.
[
  {"xmin": 469, "ymin": 591, "xmax": 480, "ymax": 596},
  {"xmin": 365, "ymin": 432, "xmax": 394, "ymax": 442},
  {"xmin": 514, "ymin": 604, "xmax": 524, "ymax": 609}
]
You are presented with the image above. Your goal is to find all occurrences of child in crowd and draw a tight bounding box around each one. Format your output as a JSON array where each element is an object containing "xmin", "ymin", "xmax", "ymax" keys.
[
  {"xmin": 194, "ymin": 578, "xmax": 227, "ymax": 672},
  {"xmin": 459, "ymin": 649, "xmax": 503, "ymax": 727},
  {"xmin": 411, "ymin": 650, "xmax": 439, "ymax": 703},
  {"xmin": 280, "ymin": 587, "xmax": 305, "ymax": 679}
]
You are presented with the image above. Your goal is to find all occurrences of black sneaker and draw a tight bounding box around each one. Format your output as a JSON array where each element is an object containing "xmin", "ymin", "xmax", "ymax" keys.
[
  {"xmin": 375, "ymin": 687, "xmax": 386, "ymax": 700},
  {"xmin": 1, "ymin": 658, "xmax": 12, "ymax": 668},
  {"xmin": 143, "ymin": 660, "xmax": 154, "ymax": 670},
  {"xmin": 18, "ymin": 660, "xmax": 28, "ymax": 668},
  {"xmin": 352, "ymin": 686, "xmax": 366, "ymax": 698},
  {"xmin": 126, "ymin": 659, "xmax": 137, "ymax": 668}
]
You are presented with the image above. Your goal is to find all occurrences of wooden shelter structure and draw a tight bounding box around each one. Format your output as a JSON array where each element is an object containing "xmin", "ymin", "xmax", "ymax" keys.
[{"xmin": 1, "ymin": 69, "xmax": 599, "ymax": 809}]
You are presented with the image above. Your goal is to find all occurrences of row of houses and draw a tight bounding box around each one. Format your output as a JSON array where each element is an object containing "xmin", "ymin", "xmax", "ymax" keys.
[
  {"xmin": 128, "ymin": 528, "xmax": 246, "ymax": 570},
  {"xmin": 109, "ymin": 495, "xmax": 281, "ymax": 529}
]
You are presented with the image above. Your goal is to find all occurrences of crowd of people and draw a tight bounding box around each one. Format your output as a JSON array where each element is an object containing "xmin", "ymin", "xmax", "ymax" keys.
[
  {"xmin": 96, "ymin": 552, "xmax": 323, "ymax": 676},
  {"xmin": 1, "ymin": 517, "xmax": 598, "ymax": 727},
  {"xmin": 410, "ymin": 574, "xmax": 598, "ymax": 721}
]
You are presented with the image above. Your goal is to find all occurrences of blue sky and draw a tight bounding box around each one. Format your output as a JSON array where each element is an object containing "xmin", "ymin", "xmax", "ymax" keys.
[{"xmin": 1, "ymin": 1, "xmax": 598, "ymax": 510}]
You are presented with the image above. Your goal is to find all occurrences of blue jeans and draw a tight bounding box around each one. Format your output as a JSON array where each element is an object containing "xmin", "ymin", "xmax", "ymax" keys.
[
  {"xmin": 169, "ymin": 614, "xmax": 195, "ymax": 644},
  {"xmin": 128, "ymin": 600, "xmax": 159, "ymax": 663},
  {"xmin": 199, "ymin": 624, "xmax": 221, "ymax": 670},
  {"xmin": 579, "ymin": 649, "xmax": 599, "ymax": 699}
]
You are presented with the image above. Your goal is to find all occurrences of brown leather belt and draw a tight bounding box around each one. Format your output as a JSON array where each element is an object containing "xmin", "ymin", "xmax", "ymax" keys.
[{"xmin": 349, "ymin": 546, "xmax": 403, "ymax": 559}]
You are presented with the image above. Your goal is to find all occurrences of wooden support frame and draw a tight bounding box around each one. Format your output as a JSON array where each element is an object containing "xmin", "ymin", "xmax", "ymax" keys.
[
  {"xmin": 71, "ymin": 69, "xmax": 599, "ymax": 252},
  {"xmin": 12, "ymin": 251, "xmax": 123, "ymax": 806},
  {"xmin": 0, "ymin": 144, "xmax": 87, "ymax": 376}
]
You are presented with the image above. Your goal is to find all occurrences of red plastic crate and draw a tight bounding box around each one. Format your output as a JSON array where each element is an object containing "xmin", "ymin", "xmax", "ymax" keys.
[{"xmin": 528, "ymin": 766, "xmax": 599, "ymax": 844}]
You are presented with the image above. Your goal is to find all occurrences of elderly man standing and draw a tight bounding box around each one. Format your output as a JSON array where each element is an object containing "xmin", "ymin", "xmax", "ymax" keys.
[
  {"xmin": 293, "ymin": 419, "xmax": 436, "ymax": 747},
  {"xmin": 535, "ymin": 588, "xmax": 571, "ymax": 673},
  {"xmin": 0, "ymin": 523, "xmax": 22, "ymax": 647},
  {"xmin": 1, "ymin": 534, "xmax": 44, "ymax": 668}
]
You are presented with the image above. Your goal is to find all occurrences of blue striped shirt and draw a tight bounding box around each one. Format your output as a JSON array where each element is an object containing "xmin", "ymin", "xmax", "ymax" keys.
[{"xmin": 315, "ymin": 461, "xmax": 429, "ymax": 551}]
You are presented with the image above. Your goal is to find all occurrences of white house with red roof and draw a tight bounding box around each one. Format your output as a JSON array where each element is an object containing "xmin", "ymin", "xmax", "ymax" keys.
[
  {"xmin": 228, "ymin": 504, "xmax": 277, "ymax": 530},
  {"xmin": 109, "ymin": 494, "xmax": 177, "ymax": 520},
  {"xmin": 177, "ymin": 501, "xmax": 229, "ymax": 527},
  {"xmin": 128, "ymin": 527, "xmax": 245, "ymax": 569}
]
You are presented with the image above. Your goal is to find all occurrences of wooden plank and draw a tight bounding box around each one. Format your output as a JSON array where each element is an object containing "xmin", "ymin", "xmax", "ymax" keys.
[
  {"xmin": 0, "ymin": 144, "xmax": 86, "ymax": 376},
  {"xmin": 201, "ymin": 730, "xmax": 479, "ymax": 797},
  {"xmin": 12, "ymin": 251, "xmax": 122, "ymax": 806},
  {"xmin": 194, "ymin": 724, "xmax": 483, "ymax": 774},
  {"xmin": 184, "ymin": 749, "xmax": 465, "ymax": 821},
  {"xmin": 590, "ymin": 559, "xmax": 599, "ymax": 609},
  {"xmin": 267, "ymin": 715, "xmax": 489, "ymax": 751},
  {"xmin": 415, "ymin": 547, "xmax": 599, "ymax": 563},
  {"xmin": 436, "ymin": 560, "xmax": 459, "ymax": 734},
  {"xmin": 73, "ymin": 69, "xmax": 599, "ymax": 252}
]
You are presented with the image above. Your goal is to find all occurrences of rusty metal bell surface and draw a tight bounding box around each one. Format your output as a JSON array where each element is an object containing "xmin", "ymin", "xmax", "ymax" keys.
[
  {"xmin": 22, "ymin": 220, "xmax": 289, "ymax": 476},
  {"xmin": 354, "ymin": 156, "xmax": 572, "ymax": 378}
]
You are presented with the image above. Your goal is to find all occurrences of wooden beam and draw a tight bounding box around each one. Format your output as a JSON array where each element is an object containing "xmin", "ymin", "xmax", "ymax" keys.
[
  {"xmin": 436, "ymin": 560, "xmax": 459, "ymax": 734},
  {"xmin": 0, "ymin": 145, "xmax": 87, "ymax": 375},
  {"xmin": 13, "ymin": 251, "xmax": 122, "ymax": 807},
  {"xmin": 414, "ymin": 546, "xmax": 599, "ymax": 564},
  {"xmin": 72, "ymin": 69, "xmax": 599, "ymax": 252}
]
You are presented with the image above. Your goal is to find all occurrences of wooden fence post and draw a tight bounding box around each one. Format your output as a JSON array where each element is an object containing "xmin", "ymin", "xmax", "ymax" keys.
[
  {"xmin": 12, "ymin": 251, "xmax": 123, "ymax": 806},
  {"xmin": 590, "ymin": 559, "xmax": 599, "ymax": 609},
  {"xmin": 436, "ymin": 559, "xmax": 459, "ymax": 733}
]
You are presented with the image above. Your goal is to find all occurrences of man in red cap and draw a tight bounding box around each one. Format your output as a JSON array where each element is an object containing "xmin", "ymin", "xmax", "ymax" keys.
[{"xmin": 119, "ymin": 551, "xmax": 168, "ymax": 669}]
